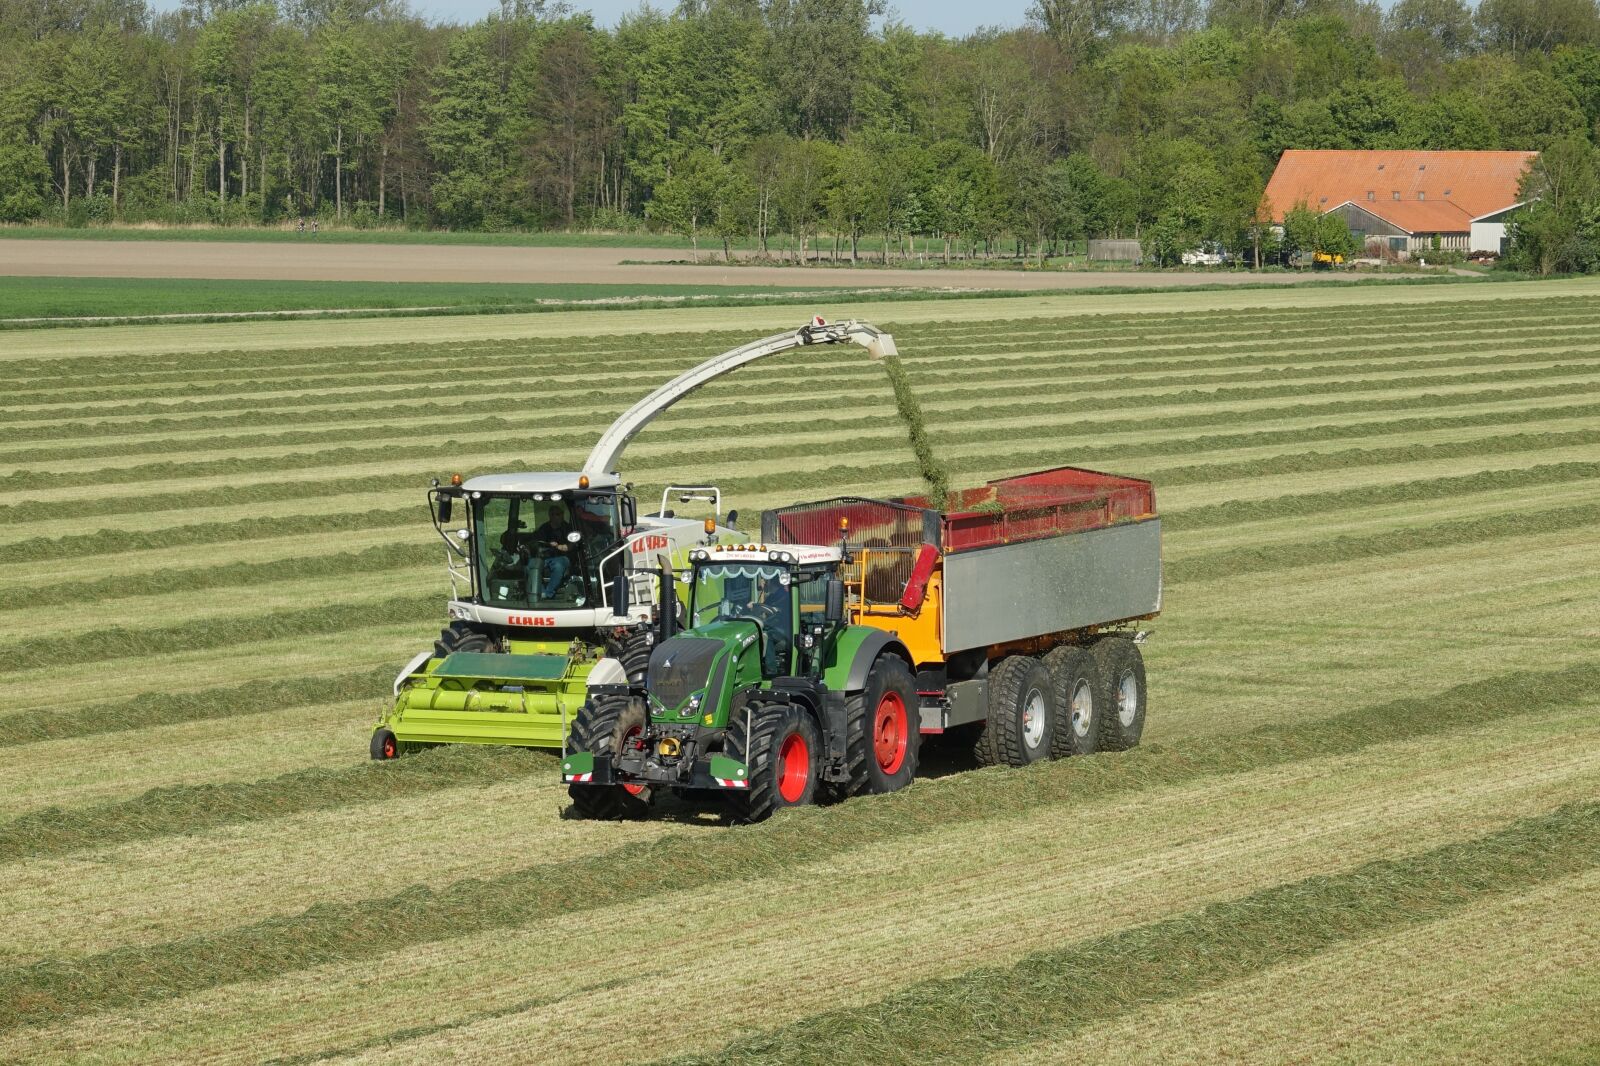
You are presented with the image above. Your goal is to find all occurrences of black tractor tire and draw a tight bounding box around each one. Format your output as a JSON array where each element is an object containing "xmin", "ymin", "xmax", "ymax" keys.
[
  {"xmin": 1093, "ymin": 637, "xmax": 1147, "ymax": 751},
  {"xmin": 836, "ymin": 656, "xmax": 921, "ymax": 799},
  {"xmin": 433, "ymin": 620, "xmax": 498, "ymax": 658},
  {"xmin": 973, "ymin": 655, "xmax": 1056, "ymax": 768},
  {"xmin": 566, "ymin": 693, "xmax": 652, "ymax": 820},
  {"xmin": 608, "ymin": 626, "xmax": 657, "ymax": 685},
  {"xmin": 370, "ymin": 728, "xmax": 400, "ymax": 760},
  {"xmin": 724, "ymin": 701, "xmax": 822, "ymax": 824},
  {"xmin": 1043, "ymin": 644, "xmax": 1102, "ymax": 759}
]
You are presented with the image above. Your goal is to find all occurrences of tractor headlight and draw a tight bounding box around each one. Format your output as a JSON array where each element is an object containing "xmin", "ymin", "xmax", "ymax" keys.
[{"xmin": 767, "ymin": 550, "xmax": 779, "ymax": 561}]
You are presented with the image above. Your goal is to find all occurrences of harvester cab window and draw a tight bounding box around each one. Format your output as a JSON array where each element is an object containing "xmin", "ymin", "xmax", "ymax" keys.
[{"xmin": 473, "ymin": 492, "xmax": 622, "ymax": 610}]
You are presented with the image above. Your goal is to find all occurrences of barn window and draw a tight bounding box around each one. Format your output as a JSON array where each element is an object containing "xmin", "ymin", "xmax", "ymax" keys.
[
  {"xmin": 1393, "ymin": 191, "xmax": 1401, "ymax": 201},
  {"xmin": 1418, "ymin": 164, "xmax": 1426, "ymax": 171},
  {"xmin": 1367, "ymin": 191, "xmax": 1375, "ymax": 201},
  {"xmin": 1418, "ymin": 191, "xmax": 1426, "ymax": 201}
]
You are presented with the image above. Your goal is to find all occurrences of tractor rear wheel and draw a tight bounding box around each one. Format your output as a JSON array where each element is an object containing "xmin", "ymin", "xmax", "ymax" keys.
[
  {"xmin": 839, "ymin": 656, "xmax": 920, "ymax": 797},
  {"xmin": 725, "ymin": 701, "xmax": 821, "ymax": 823},
  {"xmin": 433, "ymin": 621, "xmax": 498, "ymax": 658},
  {"xmin": 1093, "ymin": 637, "xmax": 1146, "ymax": 751},
  {"xmin": 973, "ymin": 655, "xmax": 1056, "ymax": 768},
  {"xmin": 1043, "ymin": 645, "xmax": 1101, "ymax": 758},
  {"xmin": 566, "ymin": 693, "xmax": 651, "ymax": 820}
]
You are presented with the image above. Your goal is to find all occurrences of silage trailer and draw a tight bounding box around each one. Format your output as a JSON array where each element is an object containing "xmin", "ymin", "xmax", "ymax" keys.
[{"xmin": 563, "ymin": 465, "xmax": 1162, "ymax": 821}]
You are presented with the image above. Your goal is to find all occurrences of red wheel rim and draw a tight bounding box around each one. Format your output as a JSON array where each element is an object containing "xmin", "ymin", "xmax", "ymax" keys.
[
  {"xmin": 776, "ymin": 731, "xmax": 810, "ymax": 803},
  {"xmin": 873, "ymin": 691, "xmax": 909, "ymax": 775},
  {"xmin": 382, "ymin": 735, "xmax": 397, "ymax": 759},
  {"xmin": 620, "ymin": 724, "xmax": 646, "ymax": 796}
]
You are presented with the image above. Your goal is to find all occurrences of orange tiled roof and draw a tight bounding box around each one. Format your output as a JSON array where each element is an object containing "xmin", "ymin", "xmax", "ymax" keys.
[{"xmin": 1264, "ymin": 150, "xmax": 1536, "ymax": 233}]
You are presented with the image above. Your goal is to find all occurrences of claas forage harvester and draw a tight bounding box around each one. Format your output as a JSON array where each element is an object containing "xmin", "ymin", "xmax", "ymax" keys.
[{"xmin": 563, "ymin": 466, "xmax": 1163, "ymax": 822}]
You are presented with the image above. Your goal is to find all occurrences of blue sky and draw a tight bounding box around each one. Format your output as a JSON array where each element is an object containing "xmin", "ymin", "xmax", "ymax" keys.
[{"xmin": 405, "ymin": 1, "xmax": 1035, "ymax": 34}]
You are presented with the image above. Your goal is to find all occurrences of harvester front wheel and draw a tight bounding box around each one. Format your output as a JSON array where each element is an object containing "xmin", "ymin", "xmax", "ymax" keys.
[
  {"xmin": 566, "ymin": 694, "xmax": 651, "ymax": 820},
  {"xmin": 975, "ymin": 655, "xmax": 1056, "ymax": 768},
  {"xmin": 1092, "ymin": 638, "xmax": 1146, "ymax": 751},
  {"xmin": 1043, "ymin": 645, "xmax": 1101, "ymax": 759},
  {"xmin": 837, "ymin": 656, "xmax": 920, "ymax": 798},
  {"xmin": 725, "ymin": 702, "xmax": 820, "ymax": 824},
  {"xmin": 433, "ymin": 621, "xmax": 498, "ymax": 658},
  {"xmin": 370, "ymin": 728, "xmax": 400, "ymax": 760}
]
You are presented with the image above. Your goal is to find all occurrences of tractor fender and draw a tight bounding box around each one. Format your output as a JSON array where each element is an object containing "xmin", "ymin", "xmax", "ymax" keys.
[
  {"xmin": 586, "ymin": 657, "xmax": 628, "ymax": 687},
  {"xmin": 836, "ymin": 630, "xmax": 913, "ymax": 694}
]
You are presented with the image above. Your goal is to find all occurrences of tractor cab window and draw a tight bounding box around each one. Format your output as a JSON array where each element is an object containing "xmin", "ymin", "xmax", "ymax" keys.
[
  {"xmin": 473, "ymin": 492, "xmax": 622, "ymax": 610},
  {"xmin": 691, "ymin": 563, "xmax": 794, "ymax": 675}
]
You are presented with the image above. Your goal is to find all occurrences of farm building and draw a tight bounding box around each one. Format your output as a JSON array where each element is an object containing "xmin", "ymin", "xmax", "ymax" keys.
[{"xmin": 1263, "ymin": 150, "xmax": 1537, "ymax": 256}]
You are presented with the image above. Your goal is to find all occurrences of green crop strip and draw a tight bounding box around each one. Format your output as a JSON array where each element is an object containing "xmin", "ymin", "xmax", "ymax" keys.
[
  {"xmin": 0, "ymin": 745, "xmax": 552, "ymax": 865},
  {"xmin": 8, "ymin": 327, "xmax": 1596, "ymax": 431},
  {"xmin": 11, "ymin": 362, "xmax": 1598, "ymax": 493},
  {"xmin": 0, "ymin": 667, "xmax": 393, "ymax": 748},
  {"xmin": 0, "ymin": 661, "xmax": 1591, "ymax": 1030},
  {"xmin": 4, "ymin": 506, "xmax": 420, "ymax": 562},
  {"xmin": 1168, "ymin": 500, "xmax": 1600, "ymax": 583},
  {"xmin": 15, "ymin": 316, "xmax": 1598, "ymax": 409},
  {"xmin": 1165, "ymin": 461, "xmax": 1600, "ymax": 531},
  {"xmin": 664, "ymin": 802, "xmax": 1600, "ymax": 1066},
  {"xmin": 13, "ymin": 341, "xmax": 1594, "ymax": 467},
  {"xmin": 0, "ymin": 592, "xmax": 438, "ymax": 673},
  {"xmin": 17, "ymin": 541, "xmax": 436, "ymax": 609}
]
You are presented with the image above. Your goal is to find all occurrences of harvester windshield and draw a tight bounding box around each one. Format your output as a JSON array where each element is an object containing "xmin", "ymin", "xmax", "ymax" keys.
[{"xmin": 473, "ymin": 491, "xmax": 621, "ymax": 609}]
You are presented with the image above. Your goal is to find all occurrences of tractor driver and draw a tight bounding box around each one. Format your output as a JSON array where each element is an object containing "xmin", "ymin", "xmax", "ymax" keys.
[
  {"xmin": 751, "ymin": 573, "xmax": 792, "ymax": 675},
  {"xmin": 529, "ymin": 504, "xmax": 575, "ymax": 599}
]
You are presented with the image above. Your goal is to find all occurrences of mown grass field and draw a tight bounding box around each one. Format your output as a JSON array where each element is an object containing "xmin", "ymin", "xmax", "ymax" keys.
[{"xmin": 2, "ymin": 281, "xmax": 1598, "ymax": 1062}]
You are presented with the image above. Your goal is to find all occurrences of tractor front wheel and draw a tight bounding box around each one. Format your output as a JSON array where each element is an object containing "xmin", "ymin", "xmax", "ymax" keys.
[
  {"xmin": 566, "ymin": 694, "xmax": 652, "ymax": 820},
  {"xmin": 725, "ymin": 702, "xmax": 821, "ymax": 824}
]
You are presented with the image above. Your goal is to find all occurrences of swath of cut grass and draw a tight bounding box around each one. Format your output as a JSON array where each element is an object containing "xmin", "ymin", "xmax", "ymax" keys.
[
  {"xmin": 0, "ymin": 744, "xmax": 550, "ymax": 864},
  {"xmin": 662, "ymin": 801, "xmax": 1600, "ymax": 1066},
  {"xmin": 0, "ymin": 660, "xmax": 1591, "ymax": 1030},
  {"xmin": 1168, "ymin": 499, "xmax": 1600, "ymax": 583},
  {"xmin": 0, "ymin": 667, "xmax": 392, "ymax": 748}
]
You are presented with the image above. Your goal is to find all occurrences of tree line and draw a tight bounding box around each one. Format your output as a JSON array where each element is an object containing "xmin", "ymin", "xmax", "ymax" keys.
[{"xmin": 2, "ymin": 0, "xmax": 1600, "ymax": 268}]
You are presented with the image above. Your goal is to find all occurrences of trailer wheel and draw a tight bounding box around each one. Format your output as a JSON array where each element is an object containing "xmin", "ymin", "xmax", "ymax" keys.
[
  {"xmin": 1093, "ymin": 638, "xmax": 1146, "ymax": 751},
  {"xmin": 370, "ymin": 728, "xmax": 400, "ymax": 760},
  {"xmin": 433, "ymin": 621, "xmax": 497, "ymax": 658},
  {"xmin": 974, "ymin": 656, "xmax": 1056, "ymax": 768},
  {"xmin": 1043, "ymin": 645, "xmax": 1101, "ymax": 758},
  {"xmin": 566, "ymin": 694, "xmax": 651, "ymax": 820},
  {"xmin": 725, "ymin": 701, "xmax": 821, "ymax": 824}
]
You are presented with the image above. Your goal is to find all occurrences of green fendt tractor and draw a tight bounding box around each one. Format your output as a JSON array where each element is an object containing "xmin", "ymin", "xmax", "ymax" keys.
[
  {"xmin": 561, "ymin": 539, "xmax": 919, "ymax": 823},
  {"xmin": 372, "ymin": 318, "xmax": 901, "ymax": 758}
]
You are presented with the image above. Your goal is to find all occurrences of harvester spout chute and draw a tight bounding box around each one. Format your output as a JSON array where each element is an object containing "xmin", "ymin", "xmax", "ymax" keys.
[{"xmin": 581, "ymin": 318, "xmax": 897, "ymax": 478}]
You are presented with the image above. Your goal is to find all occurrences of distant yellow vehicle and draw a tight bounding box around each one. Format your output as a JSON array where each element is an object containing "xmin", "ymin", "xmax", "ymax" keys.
[{"xmin": 1312, "ymin": 251, "xmax": 1345, "ymax": 267}]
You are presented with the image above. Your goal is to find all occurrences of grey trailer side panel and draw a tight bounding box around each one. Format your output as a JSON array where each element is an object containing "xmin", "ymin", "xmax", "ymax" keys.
[{"xmin": 941, "ymin": 519, "xmax": 1162, "ymax": 653}]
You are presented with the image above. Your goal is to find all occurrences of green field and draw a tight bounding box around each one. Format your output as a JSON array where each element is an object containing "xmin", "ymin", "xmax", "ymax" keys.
[
  {"xmin": 2, "ymin": 283, "xmax": 1598, "ymax": 1061},
  {"xmin": 0, "ymin": 224, "xmax": 709, "ymax": 248},
  {"xmin": 0, "ymin": 276, "xmax": 918, "ymax": 324}
]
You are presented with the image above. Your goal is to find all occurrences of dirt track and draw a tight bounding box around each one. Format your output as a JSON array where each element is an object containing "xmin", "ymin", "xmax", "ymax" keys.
[{"xmin": 0, "ymin": 238, "xmax": 1381, "ymax": 289}]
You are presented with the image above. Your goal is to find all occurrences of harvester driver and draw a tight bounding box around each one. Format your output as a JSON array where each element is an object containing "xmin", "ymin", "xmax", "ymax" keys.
[{"xmin": 530, "ymin": 504, "xmax": 575, "ymax": 599}]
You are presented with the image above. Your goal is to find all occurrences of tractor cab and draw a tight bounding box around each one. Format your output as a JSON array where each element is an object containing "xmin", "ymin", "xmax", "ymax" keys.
[{"xmin": 681, "ymin": 544, "xmax": 845, "ymax": 681}]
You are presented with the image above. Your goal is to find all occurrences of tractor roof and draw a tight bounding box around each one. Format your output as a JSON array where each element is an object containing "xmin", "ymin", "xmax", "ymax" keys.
[
  {"xmin": 695, "ymin": 543, "xmax": 843, "ymax": 566},
  {"xmin": 463, "ymin": 471, "xmax": 621, "ymax": 494}
]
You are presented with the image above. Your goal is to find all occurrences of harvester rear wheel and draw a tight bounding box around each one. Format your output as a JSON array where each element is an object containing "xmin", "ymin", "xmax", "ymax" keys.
[
  {"xmin": 974, "ymin": 656, "xmax": 1056, "ymax": 768},
  {"xmin": 566, "ymin": 694, "xmax": 651, "ymax": 820},
  {"xmin": 1092, "ymin": 638, "xmax": 1146, "ymax": 751},
  {"xmin": 433, "ymin": 621, "xmax": 498, "ymax": 658},
  {"xmin": 838, "ymin": 656, "xmax": 920, "ymax": 798},
  {"xmin": 725, "ymin": 701, "xmax": 820, "ymax": 824},
  {"xmin": 609, "ymin": 627, "xmax": 656, "ymax": 685},
  {"xmin": 1043, "ymin": 645, "xmax": 1101, "ymax": 758}
]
